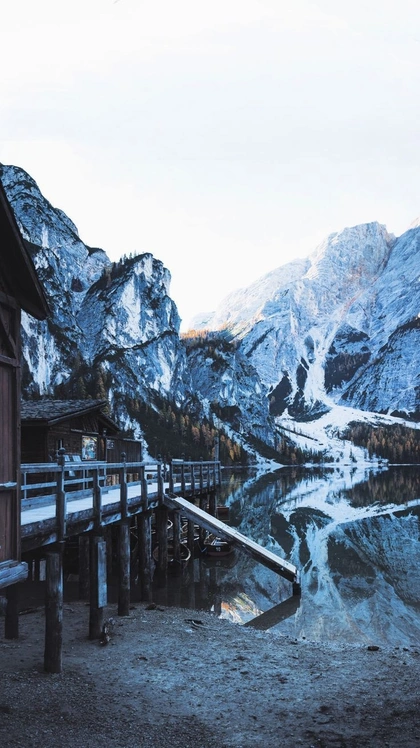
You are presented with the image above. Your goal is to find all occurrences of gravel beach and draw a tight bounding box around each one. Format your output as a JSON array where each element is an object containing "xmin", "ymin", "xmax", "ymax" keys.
[{"xmin": 1, "ymin": 600, "xmax": 419, "ymax": 747}]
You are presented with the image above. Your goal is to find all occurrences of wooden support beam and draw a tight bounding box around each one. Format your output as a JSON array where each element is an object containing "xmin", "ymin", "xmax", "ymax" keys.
[
  {"xmin": 138, "ymin": 513, "xmax": 152, "ymax": 601},
  {"xmin": 105, "ymin": 526, "xmax": 114, "ymax": 580},
  {"xmin": 5, "ymin": 584, "xmax": 19, "ymax": 640},
  {"xmin": 78, "ymin": 535, "xmax": 90, "ymax": 600},
  {"xmin": 172, "ymin": 510, "xmax": 181, "ymax": 569},
  {"xmin": 164, "ymin": 494, "xmax": 300, "ymax": 589},
  {"xmin": 89, "ymin": 535, "xmax": 107, "ymax": 639},
  {"xmin": 156, "ymin": 505, "xmax": 168, "ymax": 578},
  {"xmin": 208, "ymin": 491, "xmax": 216, "ymax": 516},
  {"xmin": 44, "ymin": 550, "xmax": 63, "ymax": 673},
  {"xmin": 187, "ymin": 519, "xmax": 196, "ymax": 559},
  {"xmin": 199, "ymin": 496, "xmax": 206, "ymax": 544},
  {"xmin": 181, "ymin": 563, "xmax": 195, "ymax": 609},
  {"xmin": 118, "ymin": 521, "xmax": 131, "ymax": 616}
]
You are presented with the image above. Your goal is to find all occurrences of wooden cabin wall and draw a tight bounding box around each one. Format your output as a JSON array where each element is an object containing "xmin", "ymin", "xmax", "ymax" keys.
[
  {"xmin": 0, "ymin": 294, "xmax": 21, "ymax": 565},
  {"xmin": 21, "ymin": 424, "xmax": 49, "ymax": 463},
  {"xmin": 106, "ymin": 438, "xmax": 141, "ymax": 463}
]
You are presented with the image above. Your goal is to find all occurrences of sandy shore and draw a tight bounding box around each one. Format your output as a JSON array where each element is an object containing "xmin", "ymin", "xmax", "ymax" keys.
[{"xmin": 0, "ymin": 600, "xmax": 419, "ymax": 747}]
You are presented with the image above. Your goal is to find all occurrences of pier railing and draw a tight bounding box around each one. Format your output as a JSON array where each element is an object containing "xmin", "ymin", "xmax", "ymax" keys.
[{"xmin": 20, "ymin": 453, "xmax": 222, "ymax": 548}]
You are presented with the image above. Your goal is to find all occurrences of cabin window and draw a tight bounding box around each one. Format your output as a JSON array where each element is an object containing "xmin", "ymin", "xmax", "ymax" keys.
[{"xmin": 82, "ymin": 435, "xmax": 97, "ymax": 460}]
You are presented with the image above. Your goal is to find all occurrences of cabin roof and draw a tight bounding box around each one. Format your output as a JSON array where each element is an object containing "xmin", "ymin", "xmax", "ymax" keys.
[
  {"xmin": 21, "ymin": 399, "xmax": 120, "ymax": 432},
  {"xmin": 0, "ymin": 179, "xmax": 49, "ymax": 320}
]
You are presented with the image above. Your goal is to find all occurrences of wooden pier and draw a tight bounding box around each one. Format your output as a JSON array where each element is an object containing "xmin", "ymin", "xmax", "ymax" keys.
[{"xmin": 2, "ymin": 453, "xmax": 300, "ymax": 672}]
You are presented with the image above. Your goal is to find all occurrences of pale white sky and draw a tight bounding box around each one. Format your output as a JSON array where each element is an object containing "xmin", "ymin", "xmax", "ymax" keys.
[{"xmin": 1, "ymin": 0, "xmax": 420, "ymax": 329}]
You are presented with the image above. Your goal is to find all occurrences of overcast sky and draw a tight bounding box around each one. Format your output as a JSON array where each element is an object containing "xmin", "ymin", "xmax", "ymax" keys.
[{"xmin": 2, "ymin": 0, "xmax": 420, "ymax": 329}]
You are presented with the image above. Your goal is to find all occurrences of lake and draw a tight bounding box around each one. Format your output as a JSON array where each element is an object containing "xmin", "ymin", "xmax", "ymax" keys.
[{"xmin": 156, "ymin": 464, "xmax": 420, "ymax": 646}]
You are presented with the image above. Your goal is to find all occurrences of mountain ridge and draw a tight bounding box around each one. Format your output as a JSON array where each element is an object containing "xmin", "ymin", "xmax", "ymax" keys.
[{"xmin": 2, "ymin": 161, "xmax": 419, "ymax": 464}]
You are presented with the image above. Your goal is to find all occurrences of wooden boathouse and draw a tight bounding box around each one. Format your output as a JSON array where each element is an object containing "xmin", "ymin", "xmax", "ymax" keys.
[
  {"xmin": 20, "ymin": 398, "xmax": 141, "ymax": 464},
  {"xmin": 0, "ymin": 179, "xmax": 49, "ymax": 595}
]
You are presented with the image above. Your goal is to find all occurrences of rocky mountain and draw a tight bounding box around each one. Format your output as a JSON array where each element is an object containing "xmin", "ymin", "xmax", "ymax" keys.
[
  {"xmin": 1, "ymin": 163, "xmax": 272, "ymax": 456},
  {"xmin": 2, "ymin": 162, "xmax": 419, "ymax": 464},
  {"xmin": 0, "ymin": 165, "xmax": 190, "ymax": 437},
  {"xmin": 195, "ymin": 221, "xmax": 420, "ymax": 422}
]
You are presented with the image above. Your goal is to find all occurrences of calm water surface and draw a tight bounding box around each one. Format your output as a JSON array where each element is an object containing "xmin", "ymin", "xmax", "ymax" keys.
[{"xmin": 155, "ymin": 465, "xmax": 420, "ymax": 646}]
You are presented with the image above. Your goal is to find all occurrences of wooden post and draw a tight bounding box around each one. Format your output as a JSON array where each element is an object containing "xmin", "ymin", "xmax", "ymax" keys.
[
  {"xmin": 199, "ymin": 495, "xmax": 207, "ymax": 544},
  {"xmin": 169, "ymin": 461, "xmax": 174, "ymax": 493},
  {"xmin": 198, "ymin": 555, "xmax": 208, "ymax": 607},
  {"xmin": 157, "ymin": 458, "xmax": 164, "ymax": 500},
  {"xmin": 118, "ymin": 521, "xmax": 131, "ymax": 616},
  {"xmin": 44, "ymin": 551, "xmax": 63, "ymax": 673},
  {"xmin": 5, "ymin": 584, "xmax": 19, "ymax": 639},
  {"xmin": 172, "ymin": 510, "xmax": 181, "ymax": 570},
  {"xmin": 138, "ymin": 512, "xmax": 153, "ymax": 601},
  {"xmin": 181, "ymin": 562, "xmax": 196, "ymax": 609},
  {"xmin": 191, "ymin": 462, "xmax": 196, "ymax": 494},
  {"xmin": 118, "ymin": 453, "xmax": 130, "ymax": 615},
  {"xmin": 92, "ymin": 468, "xmax": 102, "ymax": 531},
  {"xmin": 78, "ymin": 535, "xmax": 90, "ymax": 600},
  {"xmin": 156, "ymin": 505, "xmax": 168, "ymax": 577},
  {"xmin": 105, "ymin": 527, "xmax": 114, "ymax": 580},
  {"xmin": 140, "ymin": 465, "xmax": 148, "ymax": 508},
  {"xmin": 187, "ymin": 519, "xmax": 196, "ymax": 559},
  {"xmin": 56, "ymin": 448, "xmax": 67, "ymax": 543},
  {"xmin": 208, "ymin": 490, "xmax": 216, "ymax": 516},
  {"xmin": 89, "ymin": 535, "xmax": 107, "ymax": 640},
  {"xmin": 181, "ymin": 461, "xmax": 186, "ymax": 494}
]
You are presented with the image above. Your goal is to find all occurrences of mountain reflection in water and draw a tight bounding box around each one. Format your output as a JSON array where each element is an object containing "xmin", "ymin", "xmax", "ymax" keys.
[{"xmin": 157, "ymin": 466, "xmax": 420, "ymax": 647}]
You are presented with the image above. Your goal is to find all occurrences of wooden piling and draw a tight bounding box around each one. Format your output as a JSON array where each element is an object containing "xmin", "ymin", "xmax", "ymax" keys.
[
  {"xmin": 187, "ymin": 519, "xmax": 196, "ymax": 558},
  {"xmin": 44, "ymin": 551, "xmax": 63, "ymax": 673},
  {"xmin": 208, "ymin": 491, "xmax": 216, "ymax": 516},
  {"xmin": 172, "ymin": 510, "xmax": 181, "ymax": 569},
  {"xmin": 78, "ymin": 535, "xmax": 90, "ymax": 600},
  {"xmin": 105, "ymin": 527, "xmax": 114, "ymax": 580},
  {"xmin": 138, "ymin": 512, "xmax": 153, "ymax": 601},
  {"xmin": 89, "ymin": 535, "xmax": 107, "ymax": 640},
  {"xmin": 199, "ymin": 496, "xmax": 207, "ymax": 544},
  {"xmin": 156, "ymin": 505, "xmax": 168, "ymax": 578},
  {"xmin": 118, "ymin": 521, "xmax": 131, "ymax": 616},
  {"xmin": 5, "ymin": 584, "xmax": 19, "ymax": 640}
]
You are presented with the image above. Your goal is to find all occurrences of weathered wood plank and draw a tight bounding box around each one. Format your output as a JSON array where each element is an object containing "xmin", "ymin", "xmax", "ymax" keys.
[
  {"xmin": 164, "ymin": 494, "xmax": 300, "ymax": 587},
  {"xmin": 138, "ymin": 512, "xmax": 152, "ymax": 601},
  {"xmin": 118, "ymin": 521, "xmax": 130, "ymax": 616},
  {"xmin": 0, "ymin": 560, "xmax": 28, "ymax": 587},
  {"xmin": 5, "ymin": 583, "xmax": 19, "ymax": 639},
  {"xmin": 89, "ymin": 535, "xmax": 107, "ymax": 639},
  {"xmin": 44, "ymin": 551, "xmax": 63, "ymax": 673}
]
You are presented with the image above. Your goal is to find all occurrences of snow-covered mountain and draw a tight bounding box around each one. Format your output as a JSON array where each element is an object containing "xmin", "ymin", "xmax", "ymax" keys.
[
  {"xmin": 2, "ymin": 161, "xmax": 419, "ymax": 461},
  {"xmin": 1, "ymin": 163, "xmax": 273, "ymax": 450},
  {"xmin": 194, "ymin": 221, "xmax": 420, "ymax": 422},
  {"xmin": 0, "ymin": 164, "xmax": 191, "ymax": 436}
]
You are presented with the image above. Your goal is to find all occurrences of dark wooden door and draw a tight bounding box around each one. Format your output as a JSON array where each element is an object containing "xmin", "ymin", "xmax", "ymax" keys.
[{"xmin": 0, "ymin": 295, "xmax": 20, "ymax": 564}]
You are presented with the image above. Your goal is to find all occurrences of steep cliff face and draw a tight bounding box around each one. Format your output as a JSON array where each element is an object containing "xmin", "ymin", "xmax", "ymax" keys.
[
  {"xmin": 77, "ymin": 254, "xmax": 189, "ymax": 428},
  {"xmin": 0, "ymin": 164, "xmax": 190, "ymax": 439},
  {"xmin": 194, "ymin": 221, "xmax": 420, "ymax": 421},
  {"xmin": 185, "ymin": 335, "xmax": 274, "ymax": 445}
]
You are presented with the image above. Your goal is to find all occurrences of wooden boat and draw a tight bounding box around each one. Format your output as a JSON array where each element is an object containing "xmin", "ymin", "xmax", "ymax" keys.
[
  {"xmin": 205, "ymin": 504, "xmax": 230, "ymax": 520},
  {"xmin": 203, "ymin": 533, "xmax": 234, "ymax": 557}
]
